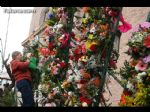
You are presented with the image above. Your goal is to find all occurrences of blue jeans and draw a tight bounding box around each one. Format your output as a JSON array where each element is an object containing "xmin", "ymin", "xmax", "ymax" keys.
[{"xmin": 16, "ymin": 79, "xmax": 34, "ymax": 107}]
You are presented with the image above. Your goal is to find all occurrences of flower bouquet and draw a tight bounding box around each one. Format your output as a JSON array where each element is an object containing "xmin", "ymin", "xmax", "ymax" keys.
[{"xmin": 119, "ymin": 22, "xmax": 150, "ymax": 106}]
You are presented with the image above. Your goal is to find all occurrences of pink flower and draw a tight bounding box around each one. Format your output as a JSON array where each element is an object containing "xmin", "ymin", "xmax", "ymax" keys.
[
  {"xmin": 118, "ymin": 14, "xmax": 132, "ymax": 33},
  {"xmin": 143, "ymin": 55, "xmax": 150, "ymax": 63},
  {"xmin": 59, "ymin": 33, "xmax": 69, "ymax": 48},
  {"xmin": 135, "ymin": 60, "xmax": 148, "ymax": 71},
  {"xmin": 140, "ymin": 22, "xmax": 150, "ymax": 28},
  {"xmin": 132, "ymin": 22, "xmax": 150, "ymax": 32}
]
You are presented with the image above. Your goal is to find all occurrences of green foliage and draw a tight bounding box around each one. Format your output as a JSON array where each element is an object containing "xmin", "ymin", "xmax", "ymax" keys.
[
  {"xmin": 0, "ymin": 91, "xmax": 16, "ymax": 106},
  {"xmin": 119, "ymin": 60, "xmax": 136, "ymax": 80}
]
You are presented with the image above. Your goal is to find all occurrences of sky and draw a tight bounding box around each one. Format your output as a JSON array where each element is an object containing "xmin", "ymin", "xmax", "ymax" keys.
[{"xmin": 0, "ymin": 7, "xmax": 33, "ymax": 73}]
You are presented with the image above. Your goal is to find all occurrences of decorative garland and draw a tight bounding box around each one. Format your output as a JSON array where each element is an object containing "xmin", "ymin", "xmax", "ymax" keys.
[{"xmin": 23, "ymin": 7, "xmax": 131, "ymax": 107}]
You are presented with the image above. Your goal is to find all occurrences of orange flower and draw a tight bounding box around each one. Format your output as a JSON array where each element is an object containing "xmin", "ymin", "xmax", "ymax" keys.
[
  {"xmin": 82, "ymin": 7, "xmax": 90, "ymax": 13},
  {"xmin": 99, "ymin": 24, "xmax": 109, "ymax": 31},
  {"xmin": 81, "ymin": 28, "xmax": 87, "ymax": 35},
  {"xmin": 80, "ymin": 69, "xmax": 91, "ymax": 79},
  {"xmin": 120, "ymin": 94, "xmax": 126, "ymax": 105},
  {"xmin": 91, "ymin": 77, "xmax": 100, "ymax": 87},
  {"xmin": 99, "ymin": 24, "xmax": 109, "ymax": 37},
  {"xmin": 129, "ymin": 59, "xmax": 138, "ymax": 68}
]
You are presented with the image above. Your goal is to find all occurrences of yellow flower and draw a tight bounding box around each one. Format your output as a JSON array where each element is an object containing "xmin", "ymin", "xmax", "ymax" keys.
[
  {"xmin": 61, "ymin": 80, "xmax": 70, "ymax": 89},
  {"xmin": 85, "ymin": 40, "xmax": 99, "ymax": 49},
  {"xmin": 79, "ymin": 55, "xmax": 88, "ymax": 62},
  {"xmin": 88, "ymin": 34, "xmax": 94, "ymax": 39},
  {"xmin": 82, "ymin": 18, "xmax": 88, "ymax": 24}
]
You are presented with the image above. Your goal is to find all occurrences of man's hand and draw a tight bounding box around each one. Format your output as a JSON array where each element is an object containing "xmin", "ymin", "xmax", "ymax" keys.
[{"xmin": 26, "ymin": 53, "xmax": 32, "ymax": 59}]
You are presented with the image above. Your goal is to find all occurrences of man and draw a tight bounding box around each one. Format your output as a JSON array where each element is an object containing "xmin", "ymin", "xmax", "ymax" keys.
[{"xmin": 10, "ymin": 51, "xmax": 36, "ymax": 107}]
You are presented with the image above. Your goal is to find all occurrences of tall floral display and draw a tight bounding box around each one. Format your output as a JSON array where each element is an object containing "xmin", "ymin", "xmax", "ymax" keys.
[
  {"xmin": 23, "ymin": 7, "xmax": 129, "ymax": 107},
  {"xmin": 119, "ymin": 22, "xmax": 150, "ymax": 106}
]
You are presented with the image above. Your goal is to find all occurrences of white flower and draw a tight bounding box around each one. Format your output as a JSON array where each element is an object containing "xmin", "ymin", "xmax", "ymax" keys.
[
  {"xmin": 136, "ymin": 76, "xmax": 142, "ymax": 83},
  {"xmin": 54, "ymin": 24, "xmax": 63, "ymax": 32},
  {"xmin": 74, "ymin": 104, "xmax": 78, "ymax": 107},
  {"xmin": 68, "ymin": 69, "xmax": 73, "ymax": 74},
  {"xmin": 45, "ymin": 102, "xmax": 56, "ymax": 107},
  {"xmin": 90, "ymin": 27, "xmax": 96, "ymax": 34},
  {"xmin": 67, "ymin": 75, "xmax": 75, "ymax": 82},
  {"xmin": 82, "ymin": 102, "xmax": 88, "ymax": 107},
  {"xmin": 126, "ymin": 81, "xmax": 134, "ymax": 90},
  {"xmin": 77, "ymin": 84, "xmax": 82, "ymax": 89},
  {"xmin": 137, "ymin": 72, "xmax": 147, "ymax": 77},
  {"xmin": 135, "ymin": 65, "xmax": 139, "ymax": 71},
  {"xmin": 38, "ymin": 84, "xmax": 42, "ymax": 91},
  {"xmin": 53, "ymin": 87, "xmax": 60, "ymax": 94},
  {"xmin": 68, "ymin": 91, "xmax": 73, "ymax": 96},
  {"xmin": 75, "ymin": 75, "xmax": 81, "ymax": 81}
]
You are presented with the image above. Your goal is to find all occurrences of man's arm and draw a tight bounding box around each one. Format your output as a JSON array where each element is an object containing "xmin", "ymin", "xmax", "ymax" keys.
[
  {"xmin": 16, "ymin": 61, "xmax": 30, "ymax": 69},
  {"xmin": 28, "ymin": 57, "xmax": 37, "ymax": 70}
]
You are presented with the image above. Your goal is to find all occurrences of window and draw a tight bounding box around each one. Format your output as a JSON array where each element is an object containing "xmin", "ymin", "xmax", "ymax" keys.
[
  {"xmin": 39, "ymin": 7, "xmax": 49, "ymax": 26},
  {"xmin": 0, "ymin": 79, "xmax": 2, "ymax": 85},
  {"xmin": 146, "ymin": 12, "xmax": 150, "ymax": 22},
  {"xmin": 113, "ymin": 30, "xmax": 122, "ymax": 53},
  {"xmin": 44, "ymin": 9, "xmax": 49, "ymax": 21}
]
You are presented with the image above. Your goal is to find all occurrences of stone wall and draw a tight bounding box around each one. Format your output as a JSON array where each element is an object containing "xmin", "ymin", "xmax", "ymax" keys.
[
  {"xmin": 28, "ymin": 7, "xmax": 48, "ymax": 35},
  {"xmin": 117, "ymin": 7, "xmax": 150, "ymax": 69}
]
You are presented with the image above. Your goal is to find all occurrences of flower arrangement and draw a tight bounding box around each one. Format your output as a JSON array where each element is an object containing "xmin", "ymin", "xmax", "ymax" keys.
[
  {"xmin": 119, "ymin": 22, "xmax": 150, "ymax": 106},
  {"xmin": 23, "ymin": 7, "xmax": 130, "ymax": 107}
]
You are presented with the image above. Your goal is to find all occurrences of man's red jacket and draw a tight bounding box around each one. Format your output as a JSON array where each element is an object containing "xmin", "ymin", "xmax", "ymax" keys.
[{"xmin": 10, "ymin": 60, "xmax": 32, "ymax": 83}]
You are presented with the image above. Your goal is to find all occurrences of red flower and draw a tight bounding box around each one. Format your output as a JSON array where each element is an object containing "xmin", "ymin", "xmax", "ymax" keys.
[
  {"xmin": 59, "ymin": 62, "xmax": 66, "ymax": 68},
  {"xmin": 72, "ymin": 32, "xmax": 75, "ymax": 38},
  {"xmin": 89, "ymin": 44, "xmax": 97, "ymax": 52},
  {"xmin": 79, "ymin": 97, "xmax": 92, "ymax": 105},
  {"xmin": 68, "ymin": 55, "xmax": 74, "ymax": 60},
  {"xmin": 120, "ymin": 95, "xmax": 126, "ymax": 105},
  {"xmin": 120, "ymin": 90, "xmax": 131, "ymax": 105},
  {"xmin": 74, "ymin": 48, "xmax": 81, "ymax": 55},
  {"xmin": 40, "ymin": 48, "xmax": 49, "ymax": 56},
  {"xmin": 49, "ymin": 50, "xmax": 56, "ymax": 55},
  {"xmin": 74, "ymin": 45, "xmax": 83, "ymax": 54},
  {"xmin": 108, "ymin": 10, "xmax": 118, "ymax": 17},
  {"xmin": 75, "ymin": 54, "xmax": 83, "ymax": 62},
  {"xmin": 144, "ymin": 35, "xmax": 150, "ymax": 48},
  {"xmin": 59, "ymin": 33, "xmax": 69, "ymax": 48},
  {"xmin": 109, "ymin": 58, "xmax": 117, "ymax": 69},
  {"xmin": 132, "ymin": 47, "xmax": 139, "ymax": 53},
  {"xmin": 80, "ymin": 79, "xmax": 87, "ymax": 84},
  {"xmin": 48, "ymin": 42, "xmax": 54, "ymax": 49},
  {"xmin": 123, "ymin": 90, "xmax": 131, "ymax": 96},
  {"xmin": 81, "ymin": 44, "xmax": 86, "ymax": 54}
]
